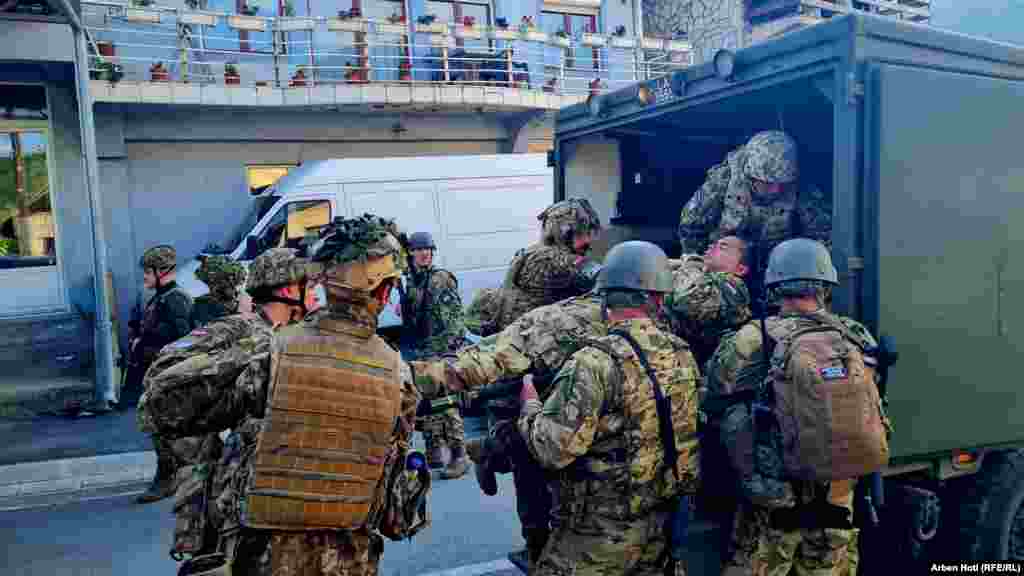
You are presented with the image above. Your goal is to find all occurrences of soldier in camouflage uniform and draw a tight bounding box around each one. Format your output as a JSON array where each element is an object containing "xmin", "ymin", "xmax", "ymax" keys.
[
  {"xmin": 661, "ymin": 231, "xmax": 756, "ymax": 368},
  {"xmin": 706, "ymin": 239, "xmax": 892, "ymax": 576},
  {"xmin": 137, "ymin": 247, "xmax": 317, "ymax": 516},
  {"xmin": 191, "ymin": 255, "xmax": 247, "ymax": 326},
  {"xmin": 517, "ymin": 241, "xmax": 700, "ymax": 576},
  {"xmin": 399, "ymin": 231, "xmax": 469, "ymax": 478},
  {"xmin": 489, "ymin": 198, "xmax": 604, "ymax": 331},
  {"xmin": 130, "ymin": 245, "xmax": 195, "ymax": 503},
  {"xmin": 142, "ymin": 216, "xmax": 429, "ymax": 575},
  {"xmin": 677, "ymin": 131, "xmax": 832, "ymax": 282}
]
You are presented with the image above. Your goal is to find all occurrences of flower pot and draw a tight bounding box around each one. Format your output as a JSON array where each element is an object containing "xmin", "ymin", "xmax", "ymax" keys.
[
  {"xmin": 180, "ymin": 12, "xmax": 218, "ymax": 26},
  {"xmin": 126, "ymin": 8, "xmax": 161, "ymax": 23},
  {"xmin": 225, "ymin": 74, "xmax": 241, "ymax": 85},
  {"xmin": 399, "ymin": 73, "xmax": 411, "ymax": 82},
  {"xmin": 151, "ymin": 70, "xmax": 170, "ymax": 82},
  {"xmin": 415, "ymin": 22, "xmax": 447, "ymax": 34},
  {"xmin": 97, "ymin": 41, "xmax": 116, "ymax": 57},
  {"xmin": 229, "ymin": 14, "xmax": 265, "ymax": 31},
  {"xmin": 376, "ymin": 22, "xmax": 407, "ymax": 35},
  {"xmin": 328, "ymin": 18, "xmax": 367, "ymax": 32}
]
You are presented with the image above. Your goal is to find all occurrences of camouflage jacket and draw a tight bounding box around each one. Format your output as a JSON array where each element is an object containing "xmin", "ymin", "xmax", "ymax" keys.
[
  {"xmin": 210, "ymin": 310, "xmax": 422, "ymax": 536},
  {"xmin": 190, "ymin": 294, "xmax": 234, "ymax": 329},
  {"xmin": 143, "ymin": 309, "xmax": 422, "ymax": 539},
  {"xmin": 494, "ymin": 243, "xmax": 585, "ymax": 332},
  {"xmin": 400, "ymin": 266, "xmax": 465, "ymax": 359},
  {"xmin": 677, "ymin": 146, "xmax": 832, "ymax": 256},
  {"xmin": 135, "ymin": 281, "xmax": 193, "ymax": 367},
  {"xmin": 519, "ymin": 317, "xmax": 701, "ymax": 525},
  {"xmin": 661, "ymin": 255, "xmax": 751, "ymax": 368},
  {"xmin": 411, "ymin": 292, "xmax": 606, "ymax": 400},
  {"xmin": 137, "ymin": 309, "xmax": 276, "ymax": 439},
  {"xmin": 704, "ymin": 309, "xmax": 892, "ymax": 435}
]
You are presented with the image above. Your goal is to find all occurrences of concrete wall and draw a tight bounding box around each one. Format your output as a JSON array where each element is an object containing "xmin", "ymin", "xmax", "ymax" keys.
[{"xmin": 95, "ymin": 105, "xmax": 509, "ymax": 347}]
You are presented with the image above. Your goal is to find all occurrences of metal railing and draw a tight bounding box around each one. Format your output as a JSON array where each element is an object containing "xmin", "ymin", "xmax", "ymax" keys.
[{"xmin": 81, "ymin": 2, "xmax": 694, "ymax": 99}]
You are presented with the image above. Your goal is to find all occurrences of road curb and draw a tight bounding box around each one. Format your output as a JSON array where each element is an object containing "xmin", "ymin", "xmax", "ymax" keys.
[{"xmin": 0, "ymin": 450, "xmax": 155, "ymax": 510}]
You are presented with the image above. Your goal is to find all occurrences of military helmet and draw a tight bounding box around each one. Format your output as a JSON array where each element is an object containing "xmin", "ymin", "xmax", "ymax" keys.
[
  {"xmin": 310, "ymin": 214, "xmax": 405, "ymax": 293},
  {"xmin": 539, "ymin": 198, "xmax": 603, "ymax": 248},
  {"xmin": 408, "ymin": 231, "xmax": 436, "ymax": 251},
  {"xmin": 196, "ymin": 255, "xmax": 247, "ymax": 294},
  {"xmin": 140, "ymin": 245, "xmax": 176, "ymax": 271},
  {"xmin": 245, "ymin": 247, "xmax": 316, "ymax": 295},
  {"xmin": 764, "ymin": 238, "xmax": 837, "ymax": 287},
  {"xmin": 744, "ymin": 130, "xmax": 799, "ymax": 184},
  {"xmin": 597, "ymin": 240, "xmax": 672, "ymax": 293}
]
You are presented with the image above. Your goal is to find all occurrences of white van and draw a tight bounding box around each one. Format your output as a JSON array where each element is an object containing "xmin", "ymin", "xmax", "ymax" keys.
[{"xmin": 176, "ymin": 154, "xmax": 553, "ymax": 331}]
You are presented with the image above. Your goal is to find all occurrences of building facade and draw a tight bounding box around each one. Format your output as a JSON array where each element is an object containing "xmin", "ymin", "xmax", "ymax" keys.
[{"xmin": 1, "ymin": 0, "xmax": 932, "ymax": 407}]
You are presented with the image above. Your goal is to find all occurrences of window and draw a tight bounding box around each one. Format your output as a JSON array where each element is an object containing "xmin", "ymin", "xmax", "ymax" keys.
[
  {"xmin": 426, "ymin": 0, "xmax": 491, "ymax": 50},
  {"xmin": 540, "ymin": 10, "xmax": 600, "ymax": 88},
  {"xmin": 1, "ymin": 84, "xmax": 56, "ymax": 271},
  {"xmin": 247, "ymin": 164, "xmax": 296, "ymax": 195},
  {"xmin": 248, "ymin": 199, "xmax": 331, "ymax": 258}
]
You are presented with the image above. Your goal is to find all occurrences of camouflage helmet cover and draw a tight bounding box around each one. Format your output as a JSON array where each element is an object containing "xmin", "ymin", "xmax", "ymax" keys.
[
  {"xmin": 408, "ymin": 231, "xmax": 436, "ymax": 251},
  {"xmin": 539, "ymin": 198, "xmax": 602, "ymax": 248},
  {"xmin": 196, "ymin": 255, "xmax": 247, "ymax": 294},
  {"xmin": 597, "ymin": 240, "xmax": 672, "ymax": 293},
  {"xmin": 744, "ymin": 130, "xmax": 799, "ymax": 184},
  {"xmin": 140, "ymin": 245, "xmax": 176, "ymax": 271},
  {"xmin": 310, "ymin": 214, "xmax": 405, "ymax": 293},
  {"xmin": 764, "ymin": 238, "xmax": 837, "ymax": 287},
  {"xmin": 245, "ymin": 247, "xmax": 317, "ymax": 295}
]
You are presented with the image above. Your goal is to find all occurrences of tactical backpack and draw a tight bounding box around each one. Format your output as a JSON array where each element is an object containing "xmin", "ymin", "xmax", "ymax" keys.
[{"xmin": 767, "ymin": 317, "xmax": 889, "ymax": 481}]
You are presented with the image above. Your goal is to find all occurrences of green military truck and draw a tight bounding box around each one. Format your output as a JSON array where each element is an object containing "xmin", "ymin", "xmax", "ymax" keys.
[{"xmin": 551, "ymin": 12, "xmax": 1024, "ymax": 573}]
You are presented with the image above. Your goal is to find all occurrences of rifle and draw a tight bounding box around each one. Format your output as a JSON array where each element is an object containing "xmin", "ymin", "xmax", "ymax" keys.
[
  {"xmin": 415, "ymin": 376, "xmax": 524, "ymax": 418},
  {"xmin": 859, "ymin": 334, "xmax": 898, "ymax": 526}
]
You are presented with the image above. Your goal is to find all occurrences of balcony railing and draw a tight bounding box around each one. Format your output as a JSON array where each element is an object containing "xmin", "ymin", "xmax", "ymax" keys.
[{"xmin": 81, "ymin": 1, "xmax": 693, "ymax": 104}]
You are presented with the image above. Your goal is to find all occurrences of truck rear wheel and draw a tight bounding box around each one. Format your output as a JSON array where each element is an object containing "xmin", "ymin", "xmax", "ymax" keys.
[{"xmin": 947, "ymin": 449, "xmax": 1024, "ymax": 561}]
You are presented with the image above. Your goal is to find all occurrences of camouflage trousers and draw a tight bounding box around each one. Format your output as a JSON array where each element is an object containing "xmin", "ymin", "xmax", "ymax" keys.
[
  {"xmin": 534, "ymin": 506, "xmax": 682, "ymax": 576},
  {"xmin": 418, "ymin": 408, "xmax": 465, "ymax": 460},
  {"xmin": 228, "ymin": 528, "xmax": 384, "ymax": 576},
  {"xmin": 722, "ymin": 480, "xmax": 858, "ymax": 576}
]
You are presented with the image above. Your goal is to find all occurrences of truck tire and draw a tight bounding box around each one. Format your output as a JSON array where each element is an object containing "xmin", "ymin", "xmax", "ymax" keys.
[{"xmin": 948, "ymin": 449, "xmax": 1024, "ymax": 561}]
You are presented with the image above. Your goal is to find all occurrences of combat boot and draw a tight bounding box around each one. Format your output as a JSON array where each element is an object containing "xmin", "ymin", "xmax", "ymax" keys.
[
  {"xmin": 467, "ymin": 437, "xmax": 497, "ymax": 495},
  {"xmin": 441, "ymin": 443, "xmax": 469, "ymax": 479},
  {"xmin": 137, "ymin": 442, "xmax": 176, "ymax": 504}
]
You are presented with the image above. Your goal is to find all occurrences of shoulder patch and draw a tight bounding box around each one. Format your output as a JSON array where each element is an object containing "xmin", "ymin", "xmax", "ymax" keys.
[
  {"xmin": 820, "ymin": 366, "xmax": 848, "ymax": 380},
  {"xmin": 169, "ymin": 338, "xmax": 196, "ymax": 350}
]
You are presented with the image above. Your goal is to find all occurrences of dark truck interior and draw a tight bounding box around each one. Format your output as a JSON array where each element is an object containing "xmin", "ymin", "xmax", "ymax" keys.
[{"xmin": 602, "ymin": 71, "xmax": 836, "ymax": 259}]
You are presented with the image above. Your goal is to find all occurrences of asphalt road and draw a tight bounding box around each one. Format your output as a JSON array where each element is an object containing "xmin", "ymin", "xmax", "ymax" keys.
[{"xmin": 0, "ymin": 471, "xmax": 525, "ymax": 576}]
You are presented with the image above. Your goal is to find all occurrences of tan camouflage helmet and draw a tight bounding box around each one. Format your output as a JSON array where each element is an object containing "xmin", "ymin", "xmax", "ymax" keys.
[
  {"xmin": 139, "ymin": 245, "xmax": 177, "ymax": 271},
  {"xmin": 245, "ymin": 247, "xmax": 317, "ymax": 296},
  {"xmin": 196, "ymin": 255, "xmax": 247, "ymax": 296},
  {"xmin": 744, "ymin": 130, "xmax": 799, "ymax": 184},
  {"xmin": 538, "ymin": 198, "xmax": 602, "ymax": 248},
  {"xmin": 309, "ymin": 214, "xmax": 405, "ymax": 294}
]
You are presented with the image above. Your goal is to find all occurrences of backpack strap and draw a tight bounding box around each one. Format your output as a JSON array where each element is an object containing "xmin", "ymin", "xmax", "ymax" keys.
[{"xmin": 608, "ymin": 329, "xmax": 680, "ymax": 484}]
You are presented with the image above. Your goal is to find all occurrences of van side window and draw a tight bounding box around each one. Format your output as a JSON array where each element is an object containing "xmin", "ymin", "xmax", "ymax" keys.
[{"xmin": 253, "ymin": 199, "xmax": 331, "ymax": 255}]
